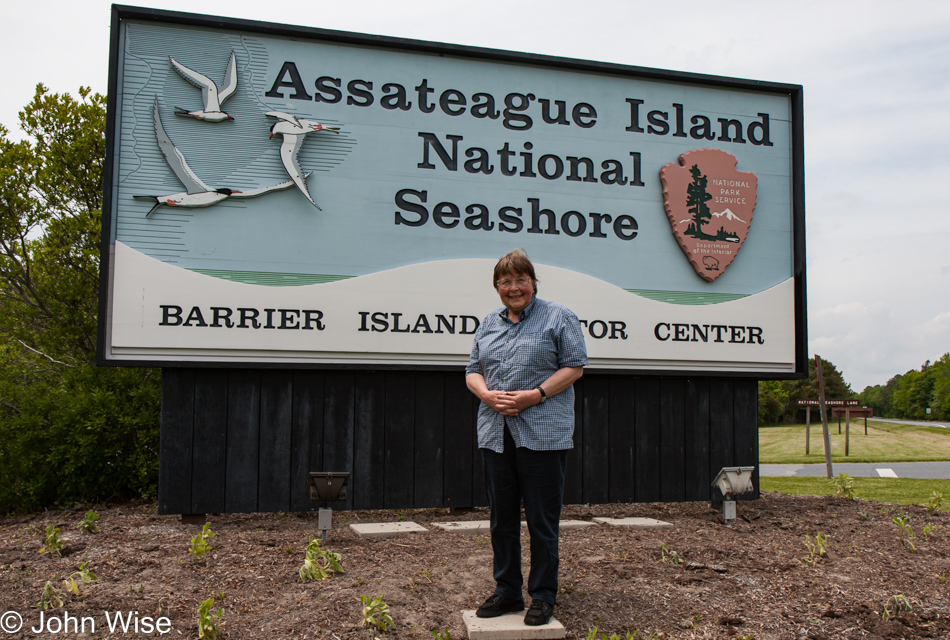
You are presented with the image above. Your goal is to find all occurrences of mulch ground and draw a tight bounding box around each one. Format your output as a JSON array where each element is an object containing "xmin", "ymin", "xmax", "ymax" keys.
[{"xmin": 1, "ymin": 492, "xmax": 949, "ymax": 639}]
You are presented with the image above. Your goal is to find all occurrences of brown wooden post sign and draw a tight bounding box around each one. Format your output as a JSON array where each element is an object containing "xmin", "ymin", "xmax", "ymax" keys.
[
  {"xmin": 796, "ymin": 397, "xmax": 860, "ymax": 461},
  {"xmin": 834, "ymin": 407, "xmax": 873, "ymax": 435},
  {"xmin": 814, "ymin": 356, "xmax": 833, "ymax": 477}
]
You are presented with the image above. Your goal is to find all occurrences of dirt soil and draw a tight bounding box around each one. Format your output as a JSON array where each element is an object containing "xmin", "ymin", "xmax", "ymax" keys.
[{"xmin": 1, "ymin": 492, "xmax": 949, "ymax": 639}]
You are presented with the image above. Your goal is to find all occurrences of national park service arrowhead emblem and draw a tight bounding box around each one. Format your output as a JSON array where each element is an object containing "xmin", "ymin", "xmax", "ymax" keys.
[{"xmin": 659, "ymin": 148, "xmax": 757, "ymax": 282}]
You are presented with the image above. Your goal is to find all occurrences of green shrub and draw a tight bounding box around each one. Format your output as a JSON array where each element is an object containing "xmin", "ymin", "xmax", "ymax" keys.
[{"xmin": 0, "ymin": 365, "xmax": 160, "ymax": 513}]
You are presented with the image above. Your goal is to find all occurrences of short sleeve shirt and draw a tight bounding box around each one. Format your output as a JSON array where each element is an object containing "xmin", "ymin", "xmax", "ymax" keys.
[{"xmin": 465, "ymin": 297, "xmax": 588, "ymax": 452}]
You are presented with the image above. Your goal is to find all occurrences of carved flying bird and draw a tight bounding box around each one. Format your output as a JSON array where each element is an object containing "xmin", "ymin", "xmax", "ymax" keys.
[
  {"xmin": 266, "ymin": 111, "xmax": 340, "ymax": 210},
  {"xmin": 169, "ymin": 51, "xmax": 238, "ymax": 122}
]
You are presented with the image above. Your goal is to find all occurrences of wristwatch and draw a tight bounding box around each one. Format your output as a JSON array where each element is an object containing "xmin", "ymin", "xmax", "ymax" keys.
[{"xmin": 536, "ymin": 386, "xmax": 547, "ymax": 402}]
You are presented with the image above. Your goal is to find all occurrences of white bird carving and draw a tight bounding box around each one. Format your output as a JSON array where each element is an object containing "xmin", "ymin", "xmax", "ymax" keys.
[
  {"xmin": 266, "ymin": 111, "xmax": 340, "ymax": 210},
  {"xmin": 169, "ymin": 51, "xmax": 238, "ymax": 122},
  {"xmin": 134, "ymin": 98, "xmax": 303, "ymax": 216}
]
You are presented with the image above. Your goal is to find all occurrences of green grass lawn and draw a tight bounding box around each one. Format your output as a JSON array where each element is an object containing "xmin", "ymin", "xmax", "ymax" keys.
[
  {"xmin": 760, "ymin": 476, "xmax": 950, "ymax": 507},
  {"xmin": 759, "ymin": 419, "xmax": 950, "ymax": 505},
  {"xmin": 759, "ymin": 419, "xmax": 950, "ymax": 464}
]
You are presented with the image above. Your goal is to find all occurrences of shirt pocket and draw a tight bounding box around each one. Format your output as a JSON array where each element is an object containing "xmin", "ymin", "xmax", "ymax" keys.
[{"xmin": 516, "ymin": 331, "xmax": 554, "ymax": 368}]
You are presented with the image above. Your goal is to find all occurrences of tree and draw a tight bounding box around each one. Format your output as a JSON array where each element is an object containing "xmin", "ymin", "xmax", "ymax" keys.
[
  {"xmin": 685, "ymin": 164, "xmax": 713, "ymax": 239},
  {"xmin": 0, "ymin": 85, "xmax": 104, "ymax": 362},
  {"xmin": 768, "ymin": 356, "xmax": 854, "ymax": 423},
  {"xmin": 0, "ymin": 85, "xmax": 160, "ymax": 512},
  {"xmin": 758, "ymin": 380, "xmax": 787, "ymax": 425}
]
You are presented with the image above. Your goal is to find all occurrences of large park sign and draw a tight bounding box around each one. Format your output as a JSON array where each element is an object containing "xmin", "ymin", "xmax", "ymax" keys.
[{"xmin": 98, "ymin": 6, "xmax": 806, "ymax": 376}]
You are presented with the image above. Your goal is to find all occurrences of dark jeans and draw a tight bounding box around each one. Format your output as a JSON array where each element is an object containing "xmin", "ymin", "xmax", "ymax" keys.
[{"xmin": 480, "ymin": 426, "xmax": 568, "ymax": 605}]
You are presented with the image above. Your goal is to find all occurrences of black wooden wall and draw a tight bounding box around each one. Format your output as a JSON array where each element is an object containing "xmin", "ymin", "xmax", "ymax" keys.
[{"xmin": 158, "ymin": 369, "xmax": 758, "ymax": 515}]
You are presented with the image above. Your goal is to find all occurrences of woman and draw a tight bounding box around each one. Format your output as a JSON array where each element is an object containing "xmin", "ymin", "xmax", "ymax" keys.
[{"xmin": 465, "ymin": 248, "xmax": 587, "ymax": 626}]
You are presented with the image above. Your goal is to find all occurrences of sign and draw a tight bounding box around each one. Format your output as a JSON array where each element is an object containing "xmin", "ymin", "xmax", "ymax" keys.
[
  {"xmin": 796, "ymin": 399, "xmax": 860, "ymax": 407},
  {"xmin": 98, "ymin": 6, "xmax": 806, "ymax": 375}
]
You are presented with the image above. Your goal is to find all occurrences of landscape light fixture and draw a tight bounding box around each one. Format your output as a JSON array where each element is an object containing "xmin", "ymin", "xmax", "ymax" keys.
[
  {"xmin": 711, "ymin": 466, "xmax": 756, "ymax": 525},
  {"xmin": 308, "ymin": 472, "xmax": 350, "ymax": 540}
]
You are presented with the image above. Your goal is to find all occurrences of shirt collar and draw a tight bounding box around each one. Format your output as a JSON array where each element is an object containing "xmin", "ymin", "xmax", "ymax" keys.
[{"xmin": 498, "ymin": 297, "xmax": 538, "ymax": 323}]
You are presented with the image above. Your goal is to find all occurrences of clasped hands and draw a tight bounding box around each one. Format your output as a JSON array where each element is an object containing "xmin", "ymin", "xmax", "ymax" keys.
[{"xmin": 485, "ymin": 389, "xmax": 541, "ymax": 416}]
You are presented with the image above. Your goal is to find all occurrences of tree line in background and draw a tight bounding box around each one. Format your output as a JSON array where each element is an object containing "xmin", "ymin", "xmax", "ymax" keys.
[
  {"xmin": 758, "ymin": 353, "xmax": 950, "ymax": 426},
  {"xmin": 858, "ymin": 354, "xmax": 950, "ymax": 422},
  {"xmin": 0, "ymin": 86, "xmax": 160, "ymax": 513}
]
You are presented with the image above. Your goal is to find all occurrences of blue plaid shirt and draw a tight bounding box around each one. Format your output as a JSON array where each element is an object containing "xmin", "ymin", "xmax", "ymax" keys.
[{"xmin": 466, "ymin": 297, "xmax": 588, "ymax": 453}]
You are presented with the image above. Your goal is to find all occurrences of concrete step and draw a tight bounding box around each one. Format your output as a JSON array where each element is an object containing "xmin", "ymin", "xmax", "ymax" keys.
[
  {"xmin": 349, "ymin": 521, "xmax": 429, "ymax": 538},
  {"xmin": 462, "ymin": 610, "xmax": 566, "ymax": 639},
  {"xmin": 592, "ymin": 517, "xmax": 672, "ymax": 529}
]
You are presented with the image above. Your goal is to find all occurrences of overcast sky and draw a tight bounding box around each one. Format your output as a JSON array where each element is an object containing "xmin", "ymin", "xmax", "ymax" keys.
[{"xmin": 2, "ymin": 0, "xmax": 948, "ymax": 391}]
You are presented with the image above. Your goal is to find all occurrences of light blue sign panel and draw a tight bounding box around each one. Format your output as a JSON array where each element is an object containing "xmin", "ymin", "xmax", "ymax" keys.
[{"xmin": 101, "ymin": 8, "xmax": 804, "ymax": 372}]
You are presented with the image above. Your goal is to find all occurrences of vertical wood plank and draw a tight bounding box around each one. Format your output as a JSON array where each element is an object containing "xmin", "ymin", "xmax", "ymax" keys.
[
  {"xmin": 191, "ymin": 370, "xmax": 228, "ymax": 514},
  {"xmin": 291, "ymin": 371, "xmax": 325, "ymax": 511},
  {"xmin": 159, "ymin": 369, "xmax": 194, "ymax": 515},
  {"xmin": 443, "ymin": 374, "xmax": 475, "ymax": 508},
  {"xmin": 608, "ymin": 376, "xmax": 636, "ymax": 503},
  {"xmin": 226, "ymin": 370, "xmax": 259, "ymax": 513},
  {"xmin": 157, "ymin": 369, "xmax": 759, "ymax": 512},
  {"xmin": 259, "ymin": 370, "xmax": 293, "ymax": 512},
  {"xmin": 384, "ymin": 372, "xmax": 415, "ymax": 508},
  {"xmin": 709, "ymin": 378, "xmax": 735, "ymax": 500},
  {"xmin": 684, "ymin": 378, "xmax": 711, "ymax": 500},
  {"xmin": 563, "ymin": 376, "xmax": 584, "ymax": 505},
  {"xmin": 634, "ymin": 378, "xmax": 661, "ymax": 502},
  {"xmin": 323, "ymin": 372, "xmax": 355, "ymax": 510},
  {"xmin": 734, "ymin": 379, "xmax": 759, "ymax": 498},
  {"xmin": 414, "ymin": 372, "xmax": 444, "ymax": 507},
  {"xmin": 659, "ymin": 378, "xmax": 686, "ymax": 502},
  {"xmin": 353, "ymin": 372, "xmax": 386, "ymax": 510},
  {"xmin": 581, "ymin": 376, "xmax": 610, "ymax": 504}
]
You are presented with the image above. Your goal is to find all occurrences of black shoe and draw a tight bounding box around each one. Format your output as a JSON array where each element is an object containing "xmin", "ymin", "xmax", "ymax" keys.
[
  {"xmin": 524, "ymin": 600, "xmax": 554, "ymax": 626},
  {"xmin": 476, "ymin": 593, "xmax": 525, "ymax": 618}
]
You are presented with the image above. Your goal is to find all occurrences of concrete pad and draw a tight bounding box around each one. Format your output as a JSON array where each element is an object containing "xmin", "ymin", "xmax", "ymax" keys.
[
  {"xmin": 592, "ymin": 517, "xmax": 673, "ymax": 529},
  {"xmin": 876, "ymin": 468, "xmax": 898, "ymax": 478},
  {"xmin": 433, "ymin": 520, "xmax": 595, "ymax": 533},
  {"xmin": 432, "ymin": 520, "xmax": 491, "ymax": 533},
  {"xmin": 349, "ymin": 521, "xmax": 428, "ymax": 538},
  {"xmin": 559, "ymin": 520, "xmax": 596, "ymax": 530},
  {"xmin": 462, "ymin": 610, "xmax": 566, "ymax": 639}
]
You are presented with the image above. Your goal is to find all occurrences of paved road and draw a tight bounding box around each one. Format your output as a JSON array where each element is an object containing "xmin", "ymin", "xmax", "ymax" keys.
[
  {"xmin": 872, "ymin": 418, "xmax": 950, "ymax": 429},
  {"xmin": 760, "ymin": 462, "xmax": 950, "ymax": 479},
  {"xmin": 871, "ymin": 418, "xmax": 950, "ymax": 429}
]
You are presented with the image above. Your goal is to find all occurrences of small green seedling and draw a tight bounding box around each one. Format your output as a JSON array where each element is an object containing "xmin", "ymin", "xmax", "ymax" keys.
[
  {"xmin": 197, "ymin": 598, "xmax": 224, "ymax": 639},
  {"xmin": 37, "ymin": 580, "xmax": 64, "ymax": 610},
  {"xmin": 923, "ymin": 523, "xmax": 936, "ymax": 538},
  {"xmin": 927, "ymin": 490, "xmax": 943, "ymax": 513},
  {"xmin": 63, "ymin": 562, "xmax": 97, "ymax": 595},
  {"xmin": 660, "ymin": 542, "xmax": 683, "ymax": 565},
  {"xmin": 431, "ymin": 627, "xmax": 452, "ymax": 640},
  {"xmin": 802, "ymin": 532, "xmax": 828, "ymax": 563},
  {"xmin": 830, "ymin": 473, "xmax": 856, "ymax": 499},
  {"xmin": 892, "ymin": 513, "xmax": 915, "ymax": 552},
  {"xmin": 189, "ymin": 523, "xmax": 214, "ymax": 557},
  {"xmin": 39, "ymin": 525, "xmax": 65, "ymax": 557},
  {"xmin": 882, "ymin": 594, "xmax": 912, "ymax": 621},
  {"xmin": 77, "ymin": 510, "xmax": 100, "ymax": 535},
  {"xmin": 360, "ymin": 595, "xmax": 395, "ymax": 632},
  {"xmin": 299, "ymin": 536, "xmax": 344, "ymax": 581}
]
